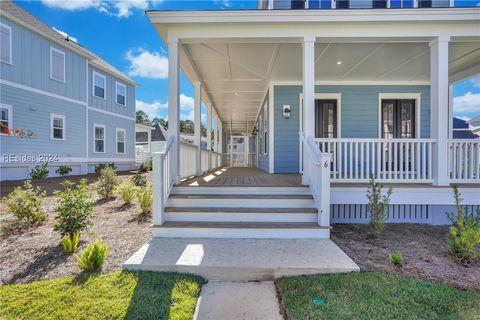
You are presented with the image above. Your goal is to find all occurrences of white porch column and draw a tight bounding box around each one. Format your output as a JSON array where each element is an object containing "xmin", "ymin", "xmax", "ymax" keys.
[
  {"xmin": 219, "ymin": 120, "xmax": 223, "ymax": 165},
  {"xmin": 206, "ymin": 103, "xmax": 212, "ymax": 170},
  {"xmin": 168, "ymin": 37, "xmax": 180, "ymax": 184},
  {"xmin": 194, "ymin": 82, "xmax": 202, "ymax": 176},
  {"xmin": 430, "ymin": 36, "xmax": 450, "ymax": 186},
  {"xmin": 147, "ymin": 129, "xmax": 151, "ymax": 153},
  {"xmin": 302, "ymin": 36, "xmax": 316, "ymax": 184}
]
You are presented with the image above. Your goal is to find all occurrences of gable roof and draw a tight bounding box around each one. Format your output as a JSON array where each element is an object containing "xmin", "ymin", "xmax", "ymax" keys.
[
  {"xmin": 0, "ymin": 0, "xmax": 137, "ymax": 87},
  {"xmin": 453, "ymin": 117, "xmax": 470, "ymax": 129}
]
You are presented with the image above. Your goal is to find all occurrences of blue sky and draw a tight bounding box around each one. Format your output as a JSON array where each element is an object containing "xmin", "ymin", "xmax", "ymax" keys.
[{"xmin": 14, "ymin": 0, "xmax": 480, "ymax": 123}]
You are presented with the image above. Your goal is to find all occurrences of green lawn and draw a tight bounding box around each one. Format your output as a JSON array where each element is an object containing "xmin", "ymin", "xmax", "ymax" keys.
[
  {"xmin": 0, "ymin": 271, "xmax": 204, "ymax": 320},
  {"xmin": 276, "ymin": 272, "xmax": 480, "ymax": 320}
]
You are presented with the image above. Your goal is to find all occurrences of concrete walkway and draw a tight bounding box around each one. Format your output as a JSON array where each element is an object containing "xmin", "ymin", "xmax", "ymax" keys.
[
  {"xmin": 123, "ymin": 238, "xmax": 359, "ymax": 281},
  {"xmin": 194, "ymin": 281, "xmax": 283, "ymax": 320}
]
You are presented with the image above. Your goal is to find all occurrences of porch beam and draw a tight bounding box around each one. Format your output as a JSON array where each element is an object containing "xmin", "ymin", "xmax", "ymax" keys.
[
  {"xmin": 194, "ymin": 82, "xmax": 202, "ymax": 176},
  {"xmin": 430, "ymin": 36, "xmax": 450, "ymax": 186},
  {"xmin": 207, "ymin": 102, "xmax": 213, "ymax": 170},
  {"xmin": 168, "ymin": 37, "xmax": 180, "ymax": 184}
]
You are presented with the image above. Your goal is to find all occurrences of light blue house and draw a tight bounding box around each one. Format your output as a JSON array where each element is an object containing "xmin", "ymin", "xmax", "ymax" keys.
[{"xmin": 0, "ymin": 1, "xmax": 137, "ymax": 181}]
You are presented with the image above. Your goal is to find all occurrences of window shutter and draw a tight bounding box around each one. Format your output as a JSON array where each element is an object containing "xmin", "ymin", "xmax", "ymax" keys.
[
  {"xmin": 1, "ymin": 25, "xmax": 11, "ymax": 63},
  {"xmin": 51, "ymin": 50, "xmax": 65, "ymax": 82}
]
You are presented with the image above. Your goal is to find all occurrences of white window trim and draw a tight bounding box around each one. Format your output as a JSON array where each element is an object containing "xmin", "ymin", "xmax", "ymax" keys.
[
  {"xmin": 50, "ymin": 113, "xmax": 66, "ymax": 140},
  {"xmin": 0, "ymin": 104, "xmax": 13, "ymax": 136},
  {"xmin": 115, "ymin": 81, "xmax": 127, "ymax": 106},
  {"xmin": 116, "ymin": 128, "xmax": 126, "ymax": 154},
  {"xmin": 378, "ymin": 93, "xmax": 421, "ymax": 139},
  {"xmin": 0, "ymin": 22, "xmax": 12, "ymax": 65},
  {"xmin": 93, "ymin": 123, "xmax": 106, "ymax": 153},
  {"xmin": 50, "ymin": 47, "xmax": 66, "ymax": 83},
  {"xmin": 92, "ymin": 71, "xmax": 106, "ymax": 100}
]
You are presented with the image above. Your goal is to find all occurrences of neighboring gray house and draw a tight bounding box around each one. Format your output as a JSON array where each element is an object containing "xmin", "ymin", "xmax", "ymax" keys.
[
  {"xmin": 452, "ymin": 117, "xmax": 479, "ymax": 139},
  {"xmin": 0, "ymin": 1, "xmax": 137, "ymax": 181}
]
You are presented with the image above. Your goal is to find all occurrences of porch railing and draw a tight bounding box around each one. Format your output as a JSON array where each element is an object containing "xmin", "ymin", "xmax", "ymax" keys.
[
  {"xmin": 180, "ymin": 143, "xmax": 223, "ymax": 179},
  {"xmin": 300, "ymin": 133, "xmax": 331, "ymax": 227},
  {"xmin": 314, "ymin": 138, "xmax": 435, "ymax": 182},
  {"xmin": 152, "ymin": 135, "xmax": 174, "ymax": 226},
  {"xmin": 448, "ymin": 140, "xmax": 480, "ymax": 183}
]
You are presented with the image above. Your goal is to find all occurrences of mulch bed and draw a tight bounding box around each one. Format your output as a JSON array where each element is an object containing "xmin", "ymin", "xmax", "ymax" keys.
[
  {"xmin": 0, "ymin": 172, "xmax": 152, "ymax": 285},
  {"xmin": 332, "ymin": 224, "xmax": 480, "ymax": 291}
]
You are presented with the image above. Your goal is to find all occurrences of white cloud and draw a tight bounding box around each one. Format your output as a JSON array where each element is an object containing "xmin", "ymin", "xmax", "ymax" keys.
[
  {"xmin": 126, "ymin": 49, "xmax": 168, "ymax": 79},
  {"xmin": 180, "ymin": 94, "xmax": 194, "ymax": 110},
  {"xmin": 136, "ymin": 99, "xmax": 167, "ymax": 120},
  {"xmin": 453, "ymin": 92, "xmax": 480, "ymax": 113},
  {"xmin": 52, "ymin": 27, "xmax": 78, "ymax": 43},
  {"xmin": 41, "ymin": 0, "xmax": 100, "ymax": 10},
  {"xmin": 470, "ymin": 76, "xmax": 480, "ymax": 88},
  {"xmin": 114, "ymin": 0, "xmax": 149, "ymax": 18},
  {"xmin": 213, "ymin": 0, "xmax": 232, "ymax": 8}
]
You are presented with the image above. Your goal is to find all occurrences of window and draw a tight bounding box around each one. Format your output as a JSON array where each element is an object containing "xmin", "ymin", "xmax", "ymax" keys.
[
  {"xmin": 94, "ymin": 124, "xmax": 105, "ymax": 153},
  {"xmin": 116, "ymin": 128, "xmax": 125, "ymax": 154},
  {"xmin": 0, "ymin": 22, "xmax": 12, "ymax": 64},
  {"xmin": 50, "ymin": 113, "xmax": 65, "ymax": 140},
  {"xmin": 93, "ymin": 72, "xmax": 106, "ymax": 99},
  {"xmin": 315, "ymin": 100, "xmax": 338, "ymax": 138},
  {"xmin": 381, "ymin": 99, "xmax": 416, "ymax": 139},
  {"xmin": 1, "ymin": 104, "xmax": 12, "ymax": 134},
  {"xmin": 50, "ymin": 47, "xmax": 65, "ymax": 82},
  {"xmin": 263, "ymin": 104, "xmax": 268, "ymax": 155},
  {"xmin": 116, "ymin": 82, "xmax": 126, "ymax": 106}
]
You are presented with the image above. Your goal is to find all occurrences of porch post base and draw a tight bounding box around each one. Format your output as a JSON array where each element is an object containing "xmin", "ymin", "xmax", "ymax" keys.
[{"xmin": 433, "ymin": 175, "xmax": 450, "ymax": 187}]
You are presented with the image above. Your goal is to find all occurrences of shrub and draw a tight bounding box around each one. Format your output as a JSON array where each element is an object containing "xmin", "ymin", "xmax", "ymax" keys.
[
  {"xmin": 3, "ymin": 180, "xmax": 47, "ymax": 223},
  {"xmin": 53, "ymin": 179, "xmax": 93, "ymax": 239},
  {"xmin": 446, "ymin": 185, "xmax": 480, "ymax": 264},
  {"xmin": 30, "ymin": 163, "xmax": 49, "ymax": 180},
  {"xmin": 131, "ymin": 173, "xmax": 147, "ymax": 187},
  {"xmin": 389, "ymin": 252, "xmax": 404, "ymax": 267},
  {"xmin": 62, "ymin": 230, "xmax": 80, "ymax": 254},
  {"xmin": 94, "ymin": 162, "xmax": 116, "ymax": 174},
  {"xmin": 136, "ymin": 184, "xmax": 153, "ymax": 215},
  {"xmin": 55, "ymin": 165, "xmax": 72, "ymax": 176},
  {"xmin": 75, "ymin": 238, "xmax": 109, "ymax": 272},
  {"xmin": 138, "ymin": 160, "xmax": 152, "ymax": 173},
  {"xmin": 366, "ymin": 176, "xmax": 392, "ymax": 239},
  {"xmin": 94, "ymin": 167, "xmax": 120, "ymax": 200},
  {"xmin": 115, "ymin": 183, "xmax": 137, "ymax": 205}
]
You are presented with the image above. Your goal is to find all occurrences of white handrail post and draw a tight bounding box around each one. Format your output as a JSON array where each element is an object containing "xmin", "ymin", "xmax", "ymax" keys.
[
  {"xmin": 152, "ymin": 152, "xmax": 164, "ymax": 226},
  {"xmin": 317, "ymin": 153, "xmax": 331, "ymax": 227}
]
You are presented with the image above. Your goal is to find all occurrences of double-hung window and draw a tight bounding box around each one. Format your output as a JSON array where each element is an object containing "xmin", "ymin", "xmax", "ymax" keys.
[
  {"xmin": 93, "ymin": 72, "xmax": 106, "ymax": 99},
  {"xmin": 1, "ymin": 104, "xmax": 12, "ymax": 134},
  {"xmin": 0, "ymin": 22, "xmax": 12, "ymax": 64},
  {"xmin": 116, "ymin": 128, "xmax": 125, "ymax": 154},
  {"xmin": 263, "ymin": 104, "xmax": 268, "ymax": 155},
  {"xmin": 94, "ymin": 124, "xmax": 105, "ymax": 153},
  {"xmin": 116, "ymin": 82, "xmax": 126, "ymax": 106},
  {"xmin": 50, "ymin": 47, "xmax": 65, "ymax": 82},
  {"xmin": 50, "ymin": 113, "xmax": 65, "ymax": 140}
]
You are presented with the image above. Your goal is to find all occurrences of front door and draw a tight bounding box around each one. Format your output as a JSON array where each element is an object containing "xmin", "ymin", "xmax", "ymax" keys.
[{"xmin": 315, "ymin": 99, "xmax": 338, "ymax": 138}]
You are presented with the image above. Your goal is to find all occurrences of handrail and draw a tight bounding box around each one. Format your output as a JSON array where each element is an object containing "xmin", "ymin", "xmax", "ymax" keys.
[{"xmin": 314, "ymin": 138, "xmax": 436, "ymax": 143}]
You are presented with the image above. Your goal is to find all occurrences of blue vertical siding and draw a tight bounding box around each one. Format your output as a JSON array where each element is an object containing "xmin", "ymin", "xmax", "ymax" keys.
[{"xmin": 273, "ymin": 84, "xmax": 431, "ymax": 173}]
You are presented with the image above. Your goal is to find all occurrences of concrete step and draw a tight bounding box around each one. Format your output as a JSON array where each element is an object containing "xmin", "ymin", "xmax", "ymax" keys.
[
  {"xmin": 172, "ymin": 186, "xmax": 311, "ymax": 195},
  {"xmin": 123, "ymin": 238, "xmax": 360, "ymax": 281},
  {"xmin": 164, "ymin": 207, "xmax": 318, "ymax": 223},
  {"xmin": 166, "ymin": 194, "xmax": 315, "ymax": 208},
  {"xmin": 153, "ymin": 222, "xmax": 329, "ymax": 239}
]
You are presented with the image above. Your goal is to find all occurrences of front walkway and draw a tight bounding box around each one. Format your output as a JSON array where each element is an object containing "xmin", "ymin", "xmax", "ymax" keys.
[{"xmin": 180, "ymin": 167, "xmax": 302, "ymax": 187}]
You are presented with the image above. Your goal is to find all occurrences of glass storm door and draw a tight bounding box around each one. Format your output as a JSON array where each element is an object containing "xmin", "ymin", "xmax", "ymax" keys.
[{"xmin": 315, "ymin": 99, "xmax": 338, "ymax": 138}]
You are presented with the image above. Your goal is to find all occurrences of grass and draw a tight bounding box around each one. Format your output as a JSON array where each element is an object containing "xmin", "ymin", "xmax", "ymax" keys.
[
  {"xmin": 276, "ymin": 272, "xmax": 480, "ymax": 320},
  {"xmin": 0, "ymin": 271, "xmax": 204, "ymax": 320}
]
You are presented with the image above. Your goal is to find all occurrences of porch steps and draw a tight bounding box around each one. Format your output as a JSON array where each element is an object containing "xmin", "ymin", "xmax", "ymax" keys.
[{"xmin": 154, "ymin": 186, "xmax": 329, "ymax": 239}]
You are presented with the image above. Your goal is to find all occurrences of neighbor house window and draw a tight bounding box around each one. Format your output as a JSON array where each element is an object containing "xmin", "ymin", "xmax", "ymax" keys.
[
  {"xmin": 116, "ymin": 128, "xmax": 125, "ymax": 154},
  {"xmin": 50, "ymin": 113, "xmax": 65, "ymax": 140},
  {"xmin": 93, "ymin": 72, "xmax": 106, "ymax": 99},
  {"xmin": 116, "ymin": 82, "xmax": 126, "ymax": 106},
  {"xmin": 0, "ymin": 22, "xmax": 12, "ymax": 64},
  {"xmin": 50, "ymin": 47, "xmax": 65, "ymax": 82},
  {"xmin": 94, "ymin": 124, "xmax": 105, "ymax": 153},
  {"xmin": 0, "ymin": 104, "xmax": 12, "ymax": 134}
]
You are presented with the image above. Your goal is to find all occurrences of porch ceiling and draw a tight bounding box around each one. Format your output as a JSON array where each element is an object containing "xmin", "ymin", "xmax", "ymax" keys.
[{"xmin": 181, "ymin": 40, "xmax": 480, "ymax": 133}]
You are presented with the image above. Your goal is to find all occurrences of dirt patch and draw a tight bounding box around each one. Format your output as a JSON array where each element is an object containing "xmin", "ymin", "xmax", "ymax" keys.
[
  {"xmin": 0, "ymin": 173, "xmax": 152, "ymax": 284},
  {"xmin": 332, "ymin": 224, "xmax": 480, "ymax": 291}
]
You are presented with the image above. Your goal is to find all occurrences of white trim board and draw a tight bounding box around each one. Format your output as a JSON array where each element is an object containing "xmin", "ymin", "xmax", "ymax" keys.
[
  {"xmin": 377, "ymin": 93, "xmax": 421, "ymax": 138},
  {"xmin": 88, "ymin": 107, "xmax": 135, "ymax": 121},
  {"xmin": 0, "ymin": 157, "xmax": 135, "ymax": 164},
  {"xmin": 0, "ymin": 103, "xmax": 13, "ymax": 135}
]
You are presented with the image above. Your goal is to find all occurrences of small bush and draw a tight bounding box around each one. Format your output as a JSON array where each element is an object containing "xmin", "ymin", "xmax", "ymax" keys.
[
  {"xmin": 94, "ymin": 167, "xmax": 120, "ymax": 200},
  {"xmin": 53, "ymin": 179, "xmax": 93, "ymax": 239},
  {"xmin": 62, "ymin": 230, "xmax": 80, "ymax": 254},
  {"xmin": 389, "ymin": 252, "xmax": 404, "ymax": 267},
  {"xmin": 30, "ymin": 163, "xmax": 49, "ymax": 180},
  {"xmin": 94, "ymin": 162, "xmax": 116, "ymax": 174},
  {"xmin": 366, "ymin": 176, "xmax": 392, "ymax": 239},
  {"xmin": 136, "ymin": 184, "xmax": 153, "ymax": 215},
  {"xmin": 115, "ymin": 183, "xmax": 137, "ymax": 205},
  {"xmin": 3, "ymin": 180, "xmax": 47, "ymax": 224},
  {"xmin": 447, "ymin": 185, "xmax": 480, "ymax": 264},
  {"xmin": 131, "ymin": 173, "xmax": 147, "ymax": 187},
  {"xmin": 55, "ymin": 165, "xmax": 72, "ymax": 176},
  {"xmin": 75, "ymin": 238, "xmax": 109, "ymax": 272},
  {"xmin": 138, "ymin": 161, "xmax": 152, "ymax": 173}
]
